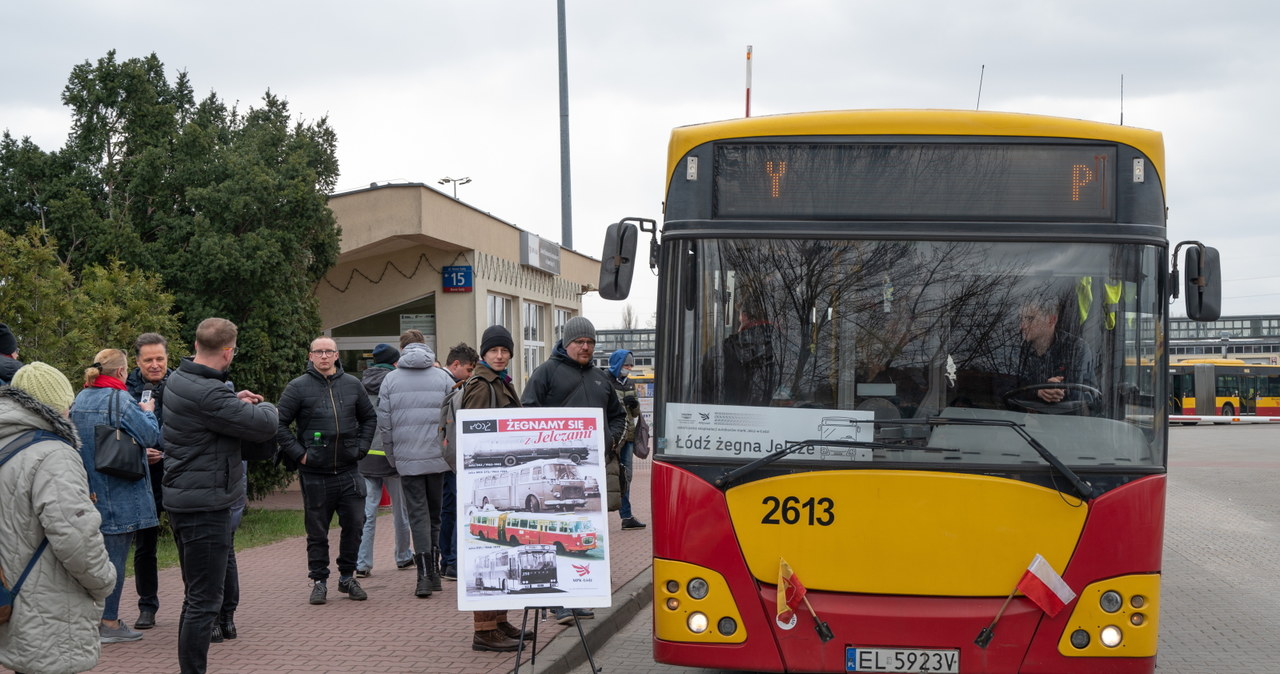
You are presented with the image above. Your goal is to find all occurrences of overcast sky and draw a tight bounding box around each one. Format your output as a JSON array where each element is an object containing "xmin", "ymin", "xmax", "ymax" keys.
[{"xmin": 4, "ymin": 1, "xmax": 1276, "ymax": 331}]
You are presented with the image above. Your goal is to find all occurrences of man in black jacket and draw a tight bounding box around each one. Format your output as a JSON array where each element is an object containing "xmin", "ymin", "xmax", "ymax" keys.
[
  {"xmin": 276, "ymin": 336, "xmax": 377, "ymax": 605},
  {"xmin": 163, "ymin": 318, "xmax": 278, "ymax": 674},
  {"xmin": 521, "ymin": 316, "xmax": 627, "ymax": 626},
  {"xmin": 125, "ymin": 332, "xmax": 172, "ymax": 630},
  {"xmin": 0, "ymin": 322, "xmax": 23, "ymax": 385}
]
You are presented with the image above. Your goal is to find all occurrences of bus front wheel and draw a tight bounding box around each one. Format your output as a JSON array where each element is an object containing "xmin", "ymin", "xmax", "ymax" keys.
[
  {"xmin": 526, "ymin": 495, "xmax": 541, "ymax": 512},
  {"xmin": 503, "ymin": 455, "xmax": 518, "ymax": 467}
]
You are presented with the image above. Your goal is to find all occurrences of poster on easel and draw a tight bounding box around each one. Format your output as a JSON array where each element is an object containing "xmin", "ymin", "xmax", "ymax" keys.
[{"xmin": 455, "ymin": 407, "xmax": 612, "ymax": 611}]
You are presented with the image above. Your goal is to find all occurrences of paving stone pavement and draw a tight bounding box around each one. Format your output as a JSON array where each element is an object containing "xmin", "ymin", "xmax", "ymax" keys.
[{"xmin": 1, "ymin": 460, "xmax": 651, "ymax": 674}]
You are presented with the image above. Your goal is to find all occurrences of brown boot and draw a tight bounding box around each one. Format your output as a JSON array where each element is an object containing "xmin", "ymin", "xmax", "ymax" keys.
[
  {"xmin": 498, "ymin": 621, "xmax": 535, "ymax": 641},
  {"xmin": 472, "ymin": 629, "xmax": 521, "ymax": 652}
]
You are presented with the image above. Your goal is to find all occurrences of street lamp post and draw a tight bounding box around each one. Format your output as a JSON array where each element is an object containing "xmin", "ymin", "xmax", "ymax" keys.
[{"xmin": 438, "ymin": 176, "xmax": 471, "ymax": 199}]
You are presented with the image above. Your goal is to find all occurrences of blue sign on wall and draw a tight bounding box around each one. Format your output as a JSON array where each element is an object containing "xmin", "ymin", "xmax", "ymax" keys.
[{"xmin": 443, "ymin": 265, "xmax": 473, "ymax": 293}]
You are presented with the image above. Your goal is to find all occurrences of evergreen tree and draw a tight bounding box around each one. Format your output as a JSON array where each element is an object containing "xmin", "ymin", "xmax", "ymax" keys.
[{"xmin": 1, "ymin": 51, "xmax": 341, "ymax": 496}]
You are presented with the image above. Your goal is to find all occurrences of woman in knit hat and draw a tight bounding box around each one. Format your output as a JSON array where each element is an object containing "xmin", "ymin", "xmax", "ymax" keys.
[
  {"xmin": 67, "ymin": 349, "xmax": 161, "ymax": 644},
  {"xmin": 1, "ymin": 363, "xmax": 117, "ymax": 674}
]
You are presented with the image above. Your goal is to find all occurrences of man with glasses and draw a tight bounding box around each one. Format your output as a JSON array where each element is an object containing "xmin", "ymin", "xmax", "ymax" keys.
[
  {"xmin": 521, "ymin": 316, "xmax": 628, "ymax": 625},
  {"xmin": 276, "ymin": 336, "xmax": 377, "ymax": 605}
]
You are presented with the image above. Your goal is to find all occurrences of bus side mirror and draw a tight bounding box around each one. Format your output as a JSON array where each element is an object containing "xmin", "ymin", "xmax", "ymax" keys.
[
  {"xmin": 1184, "ymin": 245, "xmax": 1222, "ymax": 321},
  {"xmin": 599, "ymin": 221, "xmax": 638, "ymax": 300}
]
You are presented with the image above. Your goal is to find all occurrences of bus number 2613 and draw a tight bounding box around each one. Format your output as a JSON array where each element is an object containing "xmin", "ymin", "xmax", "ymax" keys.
[{"xmin": 760, "ymin": 496, "xmax": 835, "ymax": 526}]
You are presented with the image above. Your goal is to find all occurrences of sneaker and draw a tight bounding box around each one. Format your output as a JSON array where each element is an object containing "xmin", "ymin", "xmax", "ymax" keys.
[
  {"xmin": 621, "ymin": 517, "xmax": 647, "ymax": 530},
  {"xmin": 441, "ymin": 564, "xmax": 457, "ymax": 580},
  {"xmin": 338, "ymin": 576, "xmax": 368, "ymax": 601},
  {"xmin": 553, "ymin": 607, "xmax": 595, "ymax": 625},
  {"xmin": 396, "ymin": 558, "xmax": 414, "ymax": 570},
  {"xmin": 355, "ymin": 568, "xmax": 371, "ymax": 578},
  {"xmin": 100, "ymin": 620, "xmax": 144, "ymax": 643},
  {"xmin": 309, "ymin": 580, "xmax": 328, "ymax": 605}
]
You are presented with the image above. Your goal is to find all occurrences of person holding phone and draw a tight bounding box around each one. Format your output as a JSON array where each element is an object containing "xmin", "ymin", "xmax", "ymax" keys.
[{"xmin": 125, "ymin": 332, "xmax": 173, "ymax": 632}]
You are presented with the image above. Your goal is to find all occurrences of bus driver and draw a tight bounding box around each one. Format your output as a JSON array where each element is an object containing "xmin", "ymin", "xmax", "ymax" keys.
[{"xmin": 1011, "ymin": 297, "xmax": 1098, "ymax": 410}]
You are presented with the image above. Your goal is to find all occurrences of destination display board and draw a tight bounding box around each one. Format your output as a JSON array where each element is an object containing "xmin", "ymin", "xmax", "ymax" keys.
[{"xmin": 715, "ymin": 143, "xmax": 1117, "ymax": 222}]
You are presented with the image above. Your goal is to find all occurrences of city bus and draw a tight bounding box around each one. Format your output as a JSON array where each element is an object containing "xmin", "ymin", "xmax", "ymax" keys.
[
  {"xmin": 598, "ymin": 110, "xmax": 1222, "ymax": 673},
  {"xmin": 471, "ymin": 543, "xmax": 558, "ymax": 593},
  {"xmin": 469, "ymin": 458, "xmax": 588, "ymax": 512},
  {"xmin": 1168, "ymin": 358, "xmax": 1280, "ymax": 416},
  {"xmin": 468, "ymin": 510, "xmax": 599, "ymax": 554}
]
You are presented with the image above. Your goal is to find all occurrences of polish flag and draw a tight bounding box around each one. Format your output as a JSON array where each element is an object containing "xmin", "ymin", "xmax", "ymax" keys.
[
  {"xmin": 1017, "ymin": 554, "xmax": 1077, "ymax": 617},
  {"xmin": 776, "ymin": 558, "xmax": 807, "ymax": 624}
]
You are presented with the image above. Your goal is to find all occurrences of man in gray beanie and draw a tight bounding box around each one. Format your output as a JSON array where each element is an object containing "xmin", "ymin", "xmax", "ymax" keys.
[
  {"xmin": 520, "ymin": 315, "xmax": 627, "ymax": 625},
  {"xmin": 0, "ymin": 323, "xmax": 23, "ymax": 385}
]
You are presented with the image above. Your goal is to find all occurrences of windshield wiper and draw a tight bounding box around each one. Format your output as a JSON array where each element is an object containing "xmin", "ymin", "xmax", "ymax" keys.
[{"xmin": 713, "ymin": 417, "xmax": 1093, "ymax": 500}]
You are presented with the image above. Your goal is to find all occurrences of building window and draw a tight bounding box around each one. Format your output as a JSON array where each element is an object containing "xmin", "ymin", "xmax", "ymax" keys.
[
  {"xmin": 488, "ymin": 294, "xmax": 513, "ymax": 329},
  {"xmin": 523, "ymin": 301, "xmax": 546, "ymax": 381},
  {"xmin": 554, "ymin": 308, "xmax": 573, "ymax": 342}
]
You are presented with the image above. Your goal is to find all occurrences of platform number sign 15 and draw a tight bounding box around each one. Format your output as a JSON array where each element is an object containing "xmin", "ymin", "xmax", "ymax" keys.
[{"xmin": 443, "ymin": 265, "xmax": 473, "ymax": 293}]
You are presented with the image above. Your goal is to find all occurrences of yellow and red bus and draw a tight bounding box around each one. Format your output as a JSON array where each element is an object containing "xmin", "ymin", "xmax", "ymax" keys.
[
  {"xmin": 468, "ymin": 510, "xmax": 599, "ymax": 554},
  {"xmin": 1168, "ymin": 358, "xmax": 1280, "ymax": 416},
  {"xmin": 599, "ymin": 110, "xmax": 1222, "ymax": 673}
]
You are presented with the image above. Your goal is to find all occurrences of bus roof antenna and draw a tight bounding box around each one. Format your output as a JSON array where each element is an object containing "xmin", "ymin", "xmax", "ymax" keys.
[
  {"xmin": 1120, "ymin": 74, "xmax": 1125, "ymax": 125},
  {"xmin": 976, "ymin": 65, "xmax": 985, "ymax": 110}
]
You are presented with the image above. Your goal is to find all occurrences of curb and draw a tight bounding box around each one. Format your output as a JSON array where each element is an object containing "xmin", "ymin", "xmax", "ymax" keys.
[{"xmin": 519, "ymin": 567, "xmax": 653, "ymax": 674}]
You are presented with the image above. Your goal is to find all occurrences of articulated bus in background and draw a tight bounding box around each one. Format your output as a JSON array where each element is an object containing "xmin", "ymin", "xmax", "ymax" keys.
[
  {"xmin": 598, "ymin": 110, "xmax": 1223, "ymax": 673},
  {"xmin": 1168, "ymin": 358, "xmax": 1280, "ymax": 416}
]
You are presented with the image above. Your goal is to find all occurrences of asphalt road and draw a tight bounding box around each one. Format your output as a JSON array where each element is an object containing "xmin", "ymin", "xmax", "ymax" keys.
[{"xmin": 567, "ymin": 423, "xmax": 1280, "ymax": 673}]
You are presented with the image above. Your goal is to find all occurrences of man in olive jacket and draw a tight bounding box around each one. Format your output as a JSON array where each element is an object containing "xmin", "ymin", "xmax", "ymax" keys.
[
  {"xmin": 275, "ymin": 336, "xmax": 377, "ymax": 605},
  {"xmin": 162, "ymin": 318, "xmax": 278, "ymax": 674}
]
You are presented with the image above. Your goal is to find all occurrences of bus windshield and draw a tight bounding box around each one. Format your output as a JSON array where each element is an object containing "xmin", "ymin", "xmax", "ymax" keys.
[{"xmin": 663, "ymin": 238, "xmax": 1165, "ymax": 469}]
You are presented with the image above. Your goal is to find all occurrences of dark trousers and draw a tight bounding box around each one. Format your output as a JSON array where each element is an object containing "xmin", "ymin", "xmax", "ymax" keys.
[
  {"xmin": 401, "ymin": 472, "xmax": 443, "ymax": 555},
  {"xmin": 299, "ymin": 469, "xmax": 366, "ymax": 580},
  {"xmin": 171, "ymin": 508, "xmax": 232, "ymax": 674},
  {"xmin": 134, "ymin": 524, "xmax": 161, "ymax": 613},
  {"xmin": 439, "ymin": 471, "xmax": 457, "ymax": 566},
  {"xmin": 222, "ymin": 501, "xmax": 246, "ymax": 614}
]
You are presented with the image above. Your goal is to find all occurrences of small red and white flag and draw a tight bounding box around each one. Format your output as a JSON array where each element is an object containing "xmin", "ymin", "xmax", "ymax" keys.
[
  {"xmin": 1017, "ymin": 554, "xmax": 1077, "ymax": 617},
  {"xmin": 776, "ymin": 558, "xmax": 807, "ymax": 627}
]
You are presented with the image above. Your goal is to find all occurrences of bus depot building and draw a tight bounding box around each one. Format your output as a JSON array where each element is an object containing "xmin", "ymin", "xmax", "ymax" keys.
[{"xmin": 316, "ymin": 182, "xmax": 599, "ymax": 384}]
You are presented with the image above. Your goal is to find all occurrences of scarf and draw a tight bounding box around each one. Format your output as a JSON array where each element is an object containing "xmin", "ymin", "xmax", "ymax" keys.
[{"xmin": 89, "ymin": 374, "xmax": 128, "ymax": 391}]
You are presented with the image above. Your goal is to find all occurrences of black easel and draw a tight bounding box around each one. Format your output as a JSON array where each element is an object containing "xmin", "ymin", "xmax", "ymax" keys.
[{"xmin": 513, "ymin": 606, "xmax": 601, "ymax": 673}]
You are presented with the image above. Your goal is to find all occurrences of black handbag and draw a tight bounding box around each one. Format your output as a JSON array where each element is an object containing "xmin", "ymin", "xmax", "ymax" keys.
[{"xmin": 93, "ymin": 391, "xmax": 147, "ymax": 481}]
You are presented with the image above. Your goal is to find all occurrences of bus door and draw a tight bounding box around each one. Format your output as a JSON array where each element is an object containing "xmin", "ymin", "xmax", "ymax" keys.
[
  {"xmin": 1169, "ymin": 368, "xmax": 1193, "ymax": 415},
  {"xmin": 1193, "ymin": 363, "xmax": 1217, "ymax": 415}
]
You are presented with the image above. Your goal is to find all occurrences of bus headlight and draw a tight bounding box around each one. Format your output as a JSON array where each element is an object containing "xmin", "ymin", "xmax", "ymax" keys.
[
  {"xmin": 1099, "ymin": 590, "xmax": 1123, "ymax": 612},
  {"xmin": 1100, "ymin": 625, "xmax": 1123, "ymax": 647},
  {"xmin": 688, "ymin": 578, "xmax": 710, "ymax": 600},
  {"xmin": 688, "ymin": 612, "xmax": 709, "ymax": 633}
]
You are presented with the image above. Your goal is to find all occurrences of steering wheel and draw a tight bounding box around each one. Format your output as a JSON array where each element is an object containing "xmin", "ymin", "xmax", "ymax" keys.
[{"xmin": 1002, "ymin": 382, "xmax": 1102, "ymax": 415}]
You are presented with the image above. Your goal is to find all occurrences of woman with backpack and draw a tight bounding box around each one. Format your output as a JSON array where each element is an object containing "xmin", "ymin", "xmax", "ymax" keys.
[
  {"xmin": 1, "ymin": 363, "xmax": 117, "ymax": 674},
  {"xmin": 460, "ymin": 325, "xmax": 535, "ymax": 653}
]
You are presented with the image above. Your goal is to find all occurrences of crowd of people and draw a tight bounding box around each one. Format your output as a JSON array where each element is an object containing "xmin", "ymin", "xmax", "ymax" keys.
[{"xmin": 0, "ymin": 315, "xmax": 646, "ymax": 674}]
